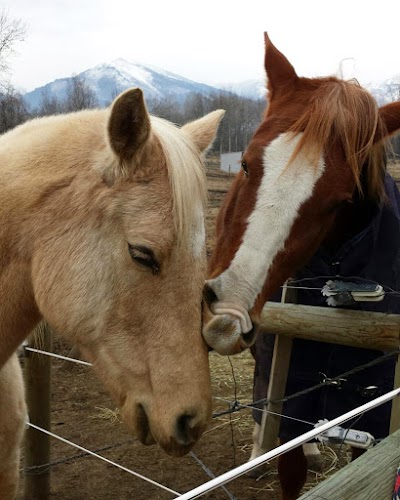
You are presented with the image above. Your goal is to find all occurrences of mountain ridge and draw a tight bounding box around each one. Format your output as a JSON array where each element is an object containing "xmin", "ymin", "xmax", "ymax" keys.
[
  {"xmin": 22, "ymin": 59, "xmax": 399, "ymax": 110},
  {"xmin": 23, "ymin": 59, "xmax": 231, "ymax": 110}
]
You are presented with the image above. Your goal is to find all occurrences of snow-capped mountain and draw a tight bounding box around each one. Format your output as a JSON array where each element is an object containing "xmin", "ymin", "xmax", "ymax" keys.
[
  {"xmin": 214, "ymin": 78, "xmax": 266, "ymax": 99},
  {"xmin": 22, "ymin": 58, "xmax": 400, "ymax": 111},
  {"xmin": 23, "ymin": 59, "xmax": 227, "ymax": 110}
]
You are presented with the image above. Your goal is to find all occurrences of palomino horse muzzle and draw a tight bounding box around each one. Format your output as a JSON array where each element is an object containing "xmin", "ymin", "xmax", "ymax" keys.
[{"xmin": 202, "ymin": 282, "xmax": 258, "ymax": 355}]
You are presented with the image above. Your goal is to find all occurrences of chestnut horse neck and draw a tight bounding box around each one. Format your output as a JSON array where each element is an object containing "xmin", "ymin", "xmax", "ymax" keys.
[{"xmin": 203, "ymin": 33, "xmax": 400, "ymax": 355}]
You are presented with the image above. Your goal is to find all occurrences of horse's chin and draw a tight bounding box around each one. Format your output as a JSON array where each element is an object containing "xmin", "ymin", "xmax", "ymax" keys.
[
  {"xmin": 159, "ymin": 441, "xmax": 194, "ymax": 458},
  {"xmin": 202, "ymin": 314, "xmax": 258, "ymax": 355}
]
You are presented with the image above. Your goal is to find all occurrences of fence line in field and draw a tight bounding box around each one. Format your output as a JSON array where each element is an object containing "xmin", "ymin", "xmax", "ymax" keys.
[
  {"xmin": 23, "ymin": 273, "xmax": 400, "ymax": 498},
  {"xmin": 24, "ymin": 344, "xmax": 399, "ymax": 421},
  {"xmin": 23, "ymin": 341, "xmax": 400, "ymax": 498},
  {"xmin": 25, "ymin": 422, "xmax": 181, "ymax": 496},
  {"xmin": 25, "ymin": 388, "xmax": 400, "ymax": 499}
]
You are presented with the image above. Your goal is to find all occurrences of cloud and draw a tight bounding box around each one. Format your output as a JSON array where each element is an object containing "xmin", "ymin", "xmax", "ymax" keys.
[{"xmin": 7, "ymin": 0, "xmax": 400, "ymax": 91}]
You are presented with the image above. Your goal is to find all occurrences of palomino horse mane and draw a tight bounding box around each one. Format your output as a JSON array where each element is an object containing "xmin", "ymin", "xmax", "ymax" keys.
[{"xmin": 150, "ymin": 116, "xmax": 208, "ymax": 249}]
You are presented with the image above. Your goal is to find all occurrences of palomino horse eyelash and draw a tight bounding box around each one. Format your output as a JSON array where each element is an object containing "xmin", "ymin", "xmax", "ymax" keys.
[{"xmin": 128, "ymin": 244, "xmax": 160, "ymax": 275}]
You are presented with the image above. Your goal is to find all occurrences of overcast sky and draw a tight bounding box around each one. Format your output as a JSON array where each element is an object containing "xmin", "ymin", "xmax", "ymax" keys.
[{"xmin": 6, "ymin": 0, "xmax": 400, "ymax": 92}]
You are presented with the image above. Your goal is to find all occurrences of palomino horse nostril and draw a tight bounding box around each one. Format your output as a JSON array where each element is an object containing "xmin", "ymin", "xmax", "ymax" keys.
[
  {"xmin": 135, "ymin": 404, "xmax": 155, "ymax": 445},
  {"xmin": 175, "ymin": 413, "xmax": 198, "ymax": 446}
]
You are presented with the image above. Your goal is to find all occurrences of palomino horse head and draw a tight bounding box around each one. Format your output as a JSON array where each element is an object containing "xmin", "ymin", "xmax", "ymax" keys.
[
  {"xmin": 0, "ymin": 89, "xmax": 224, "ymax": 456},
  {"xmin": 203, "ymin": 33, "xmax": 400, "ymax": 355}
]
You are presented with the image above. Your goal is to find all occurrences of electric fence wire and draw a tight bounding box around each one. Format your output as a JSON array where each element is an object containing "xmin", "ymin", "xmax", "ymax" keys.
[
  {"xmin": 212, "ymin": 348, "xmax": 400, "ymax": 419},
  {"xmin": 22, "ymin": 286, "xmax": 400, "ymax": 497}
]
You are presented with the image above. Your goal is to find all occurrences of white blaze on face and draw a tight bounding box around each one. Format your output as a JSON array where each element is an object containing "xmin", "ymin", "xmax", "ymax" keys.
[{"xmin": 208, "ymin": 133, "xmax": 326, "ymax": 311}]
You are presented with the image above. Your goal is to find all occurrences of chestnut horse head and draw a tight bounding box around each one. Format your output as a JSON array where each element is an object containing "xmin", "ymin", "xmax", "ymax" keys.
[
  {"xmin": 0, "ymin": 88, "xmax": 224, "ymax": 456},
  {"xmin": 203, "ymin": 33, "xmax": 400, "ymax": 354}
]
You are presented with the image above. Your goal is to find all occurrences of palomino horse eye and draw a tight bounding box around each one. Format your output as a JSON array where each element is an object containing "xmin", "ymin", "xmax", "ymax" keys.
[
  {"xmin": 241, "ymin": 160, "xmax": 249, "ymax": 177},
  {"xmin": 128, "ymin": 244, "xmax": 160, "ymax": 275}
]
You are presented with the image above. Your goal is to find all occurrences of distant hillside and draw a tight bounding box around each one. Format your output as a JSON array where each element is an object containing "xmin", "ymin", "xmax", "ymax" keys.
[
  {"xmin": 22, "ymin": 58, "xmax": 400, "ymax": 112},
  {"xmin": 23, "ymin": 59, "xmax": 229, "ymax": 110}
]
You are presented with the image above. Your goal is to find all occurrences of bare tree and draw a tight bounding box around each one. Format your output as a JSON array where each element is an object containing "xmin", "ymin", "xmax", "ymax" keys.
[
  {"xmin": 38, "ymin": 88, "xmax": 62, "ymax": 116},
  {"xmin": 148, "ymin": 95, "xmax": 183, "ymax": 125},
  {"xmin": 183, "ymin": 92, "xmax": 206, "ymax": 120},
  {"xmin": 64, "ymin": 74, "xmax": 98, "ymax": 112},
  {"xmin": 0, "ymin": 10, "xmax": 28, "ymax": 132},
  {"xmin": 384, "ymin": 77, "xmax": 400, "ymax": 103},
  {"xmin": 384, "ymin": 78, "xmax": 400, "ymax": 159},
  {"xmin": 0, "ymin": 9, "xmax": 26, "ymax": 83},
  {"xmin": 206, "ymin": 92, "xmax": 264, "ymax": 153},
  {"xmin": 0, "ymin": 85, "xmax": 29, "ymax": 133}
]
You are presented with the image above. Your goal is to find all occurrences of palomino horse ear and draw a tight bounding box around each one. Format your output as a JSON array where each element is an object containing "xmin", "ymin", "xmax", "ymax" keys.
[
  {"xmin": 379, "ymin": 102, "xmax": 400, "ymax": 138},
  {"xmin": 181, "ymin": 109, "xmax": 225, "ymax": 153},
  {"xmin": 264, "ymin": 32, "xmax": 298, "ymax": 93},
  {"xmin": 108, "ymin": 88, "xmax": 150, "ymax": 162}
]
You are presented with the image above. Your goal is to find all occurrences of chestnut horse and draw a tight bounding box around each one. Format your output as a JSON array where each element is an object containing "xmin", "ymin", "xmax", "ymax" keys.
[
  {"xmin": 203, "ymin": 34, "xmax": 400, "ymax": 499},
  {"xmin": 0, "ymin": 88, "xmax": 224, "ymax": 499}
]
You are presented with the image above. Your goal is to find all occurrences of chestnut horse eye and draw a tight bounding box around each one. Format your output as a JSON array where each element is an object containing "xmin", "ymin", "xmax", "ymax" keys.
[
  {"xmin": 128, "ymin": 244, "xmax": 160, "ymax": 275},
  {"xmin": 241, "ymin": 160, "xmax": 249, "ymax": 177}
]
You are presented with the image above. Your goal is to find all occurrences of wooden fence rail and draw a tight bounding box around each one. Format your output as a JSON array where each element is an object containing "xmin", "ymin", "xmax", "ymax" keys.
[
  {"xmin": 298, "ymin": 427, "xmax": 400, "ymax": 499},
  {"xmin": 260, "ymin": 301, "xmax": 400, "ymax": 351}
]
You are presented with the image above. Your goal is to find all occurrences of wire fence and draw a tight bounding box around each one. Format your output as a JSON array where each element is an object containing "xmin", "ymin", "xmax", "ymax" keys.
[
  {"xmin": 22, "ymin": 337, "xmax": 400, "ymax": 498},
  {"xmin": 21, "ymin": 276, "xmax": 400, "ymax": 498}
]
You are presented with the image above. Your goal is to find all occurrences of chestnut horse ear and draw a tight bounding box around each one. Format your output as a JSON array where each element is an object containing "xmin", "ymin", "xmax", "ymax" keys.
[
  {"xmin": 181, "ymin": 109, "xmax": 225, "ymax": 153},
  {"xmin": 379, "ymin": 102, "xmax": 400, "ymax": 137},
  {"xmin": 264, "ymin": 32, "xmax": 298, "ymax": 93},
  {"xmin": 108, "ymin": 88, "xmax": 150, "ymax": 162}
]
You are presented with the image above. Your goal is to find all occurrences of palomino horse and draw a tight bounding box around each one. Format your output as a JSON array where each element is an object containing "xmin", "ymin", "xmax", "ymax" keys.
[
  {"xmin": 203, "ymin": 34, "xmax": 400, "ymax": 499},
  {"xmin": 0, "ymin": 88, "xmax": 224, "ymax": 499}
]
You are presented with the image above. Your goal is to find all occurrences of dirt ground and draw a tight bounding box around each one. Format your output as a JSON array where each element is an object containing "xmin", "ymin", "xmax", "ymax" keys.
[{"xmin": 16, "ymin": 156, "xmax": 358, "ymax": 500}]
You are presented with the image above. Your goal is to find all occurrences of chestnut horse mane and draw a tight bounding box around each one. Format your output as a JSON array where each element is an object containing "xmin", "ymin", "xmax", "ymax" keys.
[{"xmin": 286, "ymin": 77, "xmax": 387, "ymax": 201}]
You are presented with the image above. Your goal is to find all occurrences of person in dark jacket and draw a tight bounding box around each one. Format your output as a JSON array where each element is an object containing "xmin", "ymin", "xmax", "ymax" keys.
[{"xmin": 252, "ymin": 172, "xmax": 400, "ymax": 444}]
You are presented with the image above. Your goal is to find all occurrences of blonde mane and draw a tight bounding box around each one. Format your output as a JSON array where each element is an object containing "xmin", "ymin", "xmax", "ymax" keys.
[
  {"xmin": 288, "ymin": 78, "xmax": 387, "ymax": 201},
  {"xmin": 0, "ymin": 110, "xmax": 208, "ymax": 251},
  {"xmin": 151, "ymin": 116, "xmax": 207, "ymax": 247}
]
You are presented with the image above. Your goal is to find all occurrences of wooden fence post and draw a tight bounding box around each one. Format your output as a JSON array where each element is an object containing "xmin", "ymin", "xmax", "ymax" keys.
[
  {"xmin": 390, "ymin": 353, "xmax": 400, "ymax": 433},
  {"xmin": 259, "ymin": 282, "xmax": 297, "ymax": 450},
  {"xmin": 23, "ymin": 322, "xmax": 52, "ymax": 500}
]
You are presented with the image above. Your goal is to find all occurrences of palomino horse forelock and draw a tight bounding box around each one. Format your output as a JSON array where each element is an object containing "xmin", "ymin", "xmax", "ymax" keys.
[
  {"xmin": 203, "ymin": 33, "xmax": 400, "ymax": 355},
  {"xmin": 0, "ymin": 88, "xmax": 224, "ymax": 499}
]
